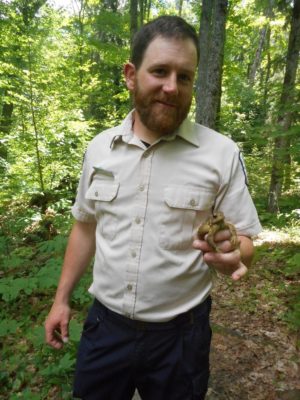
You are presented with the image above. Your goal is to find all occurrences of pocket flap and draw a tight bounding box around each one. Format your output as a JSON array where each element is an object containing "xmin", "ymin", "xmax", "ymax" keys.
[
  {"xmin": 85, "ymin": 182, "xmax": 119, "ymax": 201},
  {"xmin": 164, "ymin": 186, "xmax": 214, "ymax": 210}
]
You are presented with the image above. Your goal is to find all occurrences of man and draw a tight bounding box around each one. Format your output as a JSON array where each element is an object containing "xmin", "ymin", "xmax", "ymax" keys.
[{"xmin": 45, "ymin": 16, "xmax": 262, "ymax": 400}]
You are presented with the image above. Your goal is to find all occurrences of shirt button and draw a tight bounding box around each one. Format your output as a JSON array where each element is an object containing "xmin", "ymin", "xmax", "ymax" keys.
[
  {"xmin": 131, "ymin": 250, "xmax": 137, "ymax": 258},
  {"xmin": 135, "ymin": 217, "xmax": 141, "ymax": 224},
  {"xmin": 189, "ymin": 198, "xmax": 196, "ymax": 206},
  {"xmin": 95, "ymin": 191, "xmax": 99, "ymax": 197},
  {"xmin": 143, "ymin": 151, "xmax": 151, "ymax": 158},
  {"xmin": 127, "ymin": 284, "xmax": 133, "ymax": 291},
  {"xmin": 139, "ymin": 184, "xmax": 145, "ymax": 191}
]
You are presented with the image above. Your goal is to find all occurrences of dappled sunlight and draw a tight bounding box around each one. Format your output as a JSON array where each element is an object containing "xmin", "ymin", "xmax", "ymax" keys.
[{"xmin": 254, "ymin": 229, "xmax": 300, "ymax": 246}]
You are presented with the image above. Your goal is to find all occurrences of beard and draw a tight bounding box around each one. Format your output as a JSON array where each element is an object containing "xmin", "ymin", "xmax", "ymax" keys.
[{"xmin": 133, "ymin": 82, "xmax": 192, "ymax": 136}]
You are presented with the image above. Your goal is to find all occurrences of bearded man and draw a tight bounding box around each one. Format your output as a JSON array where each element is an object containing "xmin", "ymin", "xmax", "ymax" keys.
[{"xmin": 45, "ymin": 16, "xmax": 261, "ymax": 400}]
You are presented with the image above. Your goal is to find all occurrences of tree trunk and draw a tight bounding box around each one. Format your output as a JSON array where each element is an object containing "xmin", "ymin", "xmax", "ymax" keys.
[
  {"xmin": 0, "ymin": 92, "xmax": 14, "ymax": 136},
  {"xmin": 261, "ymin": 27, "xmax": 271, "ymax": 122},
  {"xmin": 248, "ymin": 0, "xmax": 274, "ymax": 85},
  {"xmin": 28, "ymin": 45, "xmax": 45, "ymax": 193},
  {"xmin": 195, "ymin": 0, "xmax": 228, "ymax": 130},
  {"xmin": 0, "ymin": 90, "xmax": 14, "ymax": 165},
  {"xmin": 146, "ymin": 0, "xmax": 151, "ymax": 22},
  {"xmin": 139, "ymin": 0, "xmax": 144, "ymax": 25},
  {"xmin": 72, "ymin": 0, "xmax": 86, "ymax": 92},
  {"xmin": 78, "ymin": 0, "xmax": 86, "ymax": 90},
  {"xmin": 178, "ymin": 0, "xmax": 184, "ymax": 16},
  {"xmin": 130, "ymin": 0, "xmax": 139, "ymax": 46},
  {"xmin": 267, "ymin": 0, "xmax": 300, "ymax": 213},
  {"xmin": 248, "ymin": 26, "xmax": 268, "ymax": 84}
]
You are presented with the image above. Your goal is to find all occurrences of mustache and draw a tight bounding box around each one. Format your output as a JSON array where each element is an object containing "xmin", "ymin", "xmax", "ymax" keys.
[{"xmin": 153, "ymin": 97, "xmax": 179, "ymax": 107}]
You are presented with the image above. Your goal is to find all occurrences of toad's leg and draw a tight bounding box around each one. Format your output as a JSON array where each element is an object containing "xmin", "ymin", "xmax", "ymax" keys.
[
  {"xmin": 206, "ymin": 225, "xmax": 221, "ymax": 253},
  {"xmin": 226, "ymin": 223, "xmax": 240, "ymax": 249}
]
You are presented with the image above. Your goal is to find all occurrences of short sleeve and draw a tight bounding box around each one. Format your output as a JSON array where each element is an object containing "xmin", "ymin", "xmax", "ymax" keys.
[
  {"xmin": 215, "ymin": 147, "xmax": 262, "ymax": 237},
  {"xmin": 71, "ymin": 153, "xmax": 96, "ymax": 223}
]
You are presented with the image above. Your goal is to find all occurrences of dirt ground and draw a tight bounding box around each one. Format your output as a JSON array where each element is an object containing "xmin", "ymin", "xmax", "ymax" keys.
[
  {"xmin": 206, "ymin": 234, "xmax": 299, "ymax": 400},
  {"xmin": 207, "ymin": 282, "xmax": 300, "ymax": 400},
  {"xmin": 133, "ymin": 235, "xmax": 300, "ymax": 400}
]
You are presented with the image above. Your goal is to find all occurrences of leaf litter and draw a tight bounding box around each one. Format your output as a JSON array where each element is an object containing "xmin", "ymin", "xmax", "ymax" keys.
[{"xmin": 207, "ymin": 231, "xmax": 300, "ymax": 400}]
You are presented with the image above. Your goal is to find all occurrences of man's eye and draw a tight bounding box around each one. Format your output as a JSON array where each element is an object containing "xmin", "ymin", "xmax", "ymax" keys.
[
  {"xmin": 153, "ymin": 69, "xmax": 166, "ymax": 76},
  {"xmin": 179, "ymin": 74, "xmax": 191, "ymax": 82}
]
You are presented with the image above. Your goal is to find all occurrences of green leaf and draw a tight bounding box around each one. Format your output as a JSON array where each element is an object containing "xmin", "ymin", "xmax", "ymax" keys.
[
  {"xmin": 27, "ymin": 325, "xmax": 46, "ymax": 347},
  {"xmin": 58, "ymin": 352, "xmax": 75, "ymax": 371},
  {"xmin": 69, "ymin": 319, "xmax": 83, "ymax": 343},
  {"xmin": 0, "ymin": 319, "xmax": 20, "ymax": 337},
  {"xmin": 37, "ymin": 236, "xmax": 67, "ymax": 254},
  {"xmin": 35, "ymin": 260, "xmax": 61, "ymax": 289}
]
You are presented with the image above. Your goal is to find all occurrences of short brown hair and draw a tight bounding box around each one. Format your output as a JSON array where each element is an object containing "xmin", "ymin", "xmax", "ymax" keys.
[{"xmin": 131, "ymin": 16, "xmax": 199, "ymax": 69}]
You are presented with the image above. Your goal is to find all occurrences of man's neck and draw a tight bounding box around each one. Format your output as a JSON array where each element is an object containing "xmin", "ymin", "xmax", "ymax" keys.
[{"xmin": 132, "ymin": 111, "xmax": 165, "ymax": 144}]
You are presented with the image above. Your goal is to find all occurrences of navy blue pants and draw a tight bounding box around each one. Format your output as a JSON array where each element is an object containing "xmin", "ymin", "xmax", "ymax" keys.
[{"xmin": 73, "ymin": 297, "xmax": 212, "ymax": 400}]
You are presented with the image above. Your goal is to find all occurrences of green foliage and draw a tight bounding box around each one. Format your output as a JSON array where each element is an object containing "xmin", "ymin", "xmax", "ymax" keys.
[
  {"xmin": 0, "ymin": 319, "xmax": 20, "ymax": 337},
  {"xmin": 0, "ymin": 224, "xmax": 92, "ymax": 398},
  {"xmin": 281, "ymin": 251, "xmax": 300, "ymax": 332},
  {"xmin": 253, "ymin": 243, "xmax": 300, "ymax": 334},
  {"xmin": 0, "ymin": 276, "xmax": 37, "ymax": 301},
  {"xmin": 0, "ymin": 0, "xmax": 299, "ymax": 398},
  {"xmin": 285, "ymin": 253, "xmax": 300, "ymax": 276}
]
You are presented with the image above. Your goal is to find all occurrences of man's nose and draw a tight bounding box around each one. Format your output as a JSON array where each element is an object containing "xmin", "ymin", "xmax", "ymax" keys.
[{"xmin": 162, "ymin": 73, "xmax": 178, "ymax": 95}]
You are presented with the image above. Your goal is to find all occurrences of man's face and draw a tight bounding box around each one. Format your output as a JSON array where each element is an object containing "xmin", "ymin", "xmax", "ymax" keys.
[{"xmin": 125, "ymin": 36, "xmax": 198, "ymax": 138}]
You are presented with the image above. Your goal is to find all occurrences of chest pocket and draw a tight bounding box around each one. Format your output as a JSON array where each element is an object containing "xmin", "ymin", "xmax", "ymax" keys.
[
  {"xmin": 86, "ymin": 181, "xmax": 120, "ymax": 240},
  {"xmin": 159, "ymin": 186, "xmax": 215, "ymax": 250}
]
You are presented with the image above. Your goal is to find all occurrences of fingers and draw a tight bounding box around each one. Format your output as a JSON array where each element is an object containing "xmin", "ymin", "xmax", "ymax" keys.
[
  {"xmin": 205, "ymin": 252, "xmax": 247, "ymax": 281},
  {"xmin": 203, "ymin": 248, "xmax": 241, "ymax": 265},
  {"xmin": 45, "ymin": 321, "xmax": 64, "ymax": 349},
  {"xmin": 193, "ymin": 237, "xmax": 234, "ymax": 254},
  {"xmin": 193, "ymin": 239, "xmax": 248, "ymax": 281},
  {"xmin": 61, "ymin": 320, "xmax": 69, "ymax": 344},
  {"xmin": 44, "ymin": 305, "xmax": 71, "ymax": 349},
  {"xmin": 193, "ymin": 238, "xmax": 211, "ymax": 252}
]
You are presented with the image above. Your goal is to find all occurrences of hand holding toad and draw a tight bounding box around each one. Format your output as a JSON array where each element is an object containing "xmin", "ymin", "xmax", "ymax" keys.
[{"xmin": 193, "ymin": 211, "xmax": 248, "ymax": 281}]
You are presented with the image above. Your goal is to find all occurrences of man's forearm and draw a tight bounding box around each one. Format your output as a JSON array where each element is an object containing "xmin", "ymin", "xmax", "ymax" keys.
[{"xmin": 54, "ymin": 220, "xmax": 96, "ymax": 305}]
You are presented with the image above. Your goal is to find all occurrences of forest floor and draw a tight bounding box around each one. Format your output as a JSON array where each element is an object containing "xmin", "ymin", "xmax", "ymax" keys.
[
  {"xmin": 133, "ymin": 230, "xmax": 300, "ymax": 400},
  {"xmin": 1, "ymin": 226, "xmax": 299, "ymax": 400},
  {"xmin": 207, "ymin": 231, "xmax": 299, "ymax": 400},
  {"xmin": 207, "ymin": 254, "xmax": 299, "ymax": 399}
]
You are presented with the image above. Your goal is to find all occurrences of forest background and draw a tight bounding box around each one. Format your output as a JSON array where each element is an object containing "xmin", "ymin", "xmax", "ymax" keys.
[{"xmin": 0, "ymin": 0, "xmax": 299, "ymax": 399}]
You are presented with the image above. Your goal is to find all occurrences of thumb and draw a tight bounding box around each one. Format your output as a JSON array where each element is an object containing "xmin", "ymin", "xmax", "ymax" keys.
[
  {"xmin": 61, "ymin": 319, "xmax": 69, "ymax": 343},
  {"xmin": 231, "ymin": 262, "xmax": 248, "ymax": 281}
]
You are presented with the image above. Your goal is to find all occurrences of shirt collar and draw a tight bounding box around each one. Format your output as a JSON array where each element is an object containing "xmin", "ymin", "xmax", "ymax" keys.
[
  {"xmin": 109, "ymin": 111, "xmax": 135, "ymax": 148},
  {"xmin": 167, "ymin": 118, "xmax": 200, "ymax": 147},
  {"xmin": 109, "ymin": 110, "xmax": 200, "ymax": 149}
]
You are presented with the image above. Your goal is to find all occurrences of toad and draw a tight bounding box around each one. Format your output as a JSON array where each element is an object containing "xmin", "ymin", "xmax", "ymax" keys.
[{"xmin": 197, "ymin": 211, "xmax": 239, "ymax": 253}]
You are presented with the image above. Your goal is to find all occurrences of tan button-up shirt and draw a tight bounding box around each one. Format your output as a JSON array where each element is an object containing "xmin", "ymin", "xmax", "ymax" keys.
[{"xmin": 72, "ymin": 112, "xmax": 262, "ymax": 322}]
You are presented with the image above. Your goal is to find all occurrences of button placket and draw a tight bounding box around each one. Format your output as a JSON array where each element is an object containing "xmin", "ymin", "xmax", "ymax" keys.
[{"xmin": 123, "ymin": 149, "xmax": 154, "ymax": 318}]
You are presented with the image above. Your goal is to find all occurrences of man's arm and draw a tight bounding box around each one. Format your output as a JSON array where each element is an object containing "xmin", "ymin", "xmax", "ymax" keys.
[
  {"xmin": 45, "ymin": 220, "xmax": 96, "ymax": 349},
  {"xmin": 193, "ymin": 232, "xmax": 254, "ymax": 281}
]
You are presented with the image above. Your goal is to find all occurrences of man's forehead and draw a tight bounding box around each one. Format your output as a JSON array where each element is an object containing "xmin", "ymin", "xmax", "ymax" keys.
[
  {"xmin": 141, "ymin": 36, "xmax": 198, "ymax": 69},
  {"xmin": 144, "ymin": 35, "xmax": 197, "ymax": 53}
]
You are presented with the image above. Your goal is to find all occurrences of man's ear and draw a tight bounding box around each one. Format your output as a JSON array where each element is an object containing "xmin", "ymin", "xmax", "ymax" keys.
[{"xmin": 124, "ymin": 62, "xmax": 136, "ymax": 91}]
